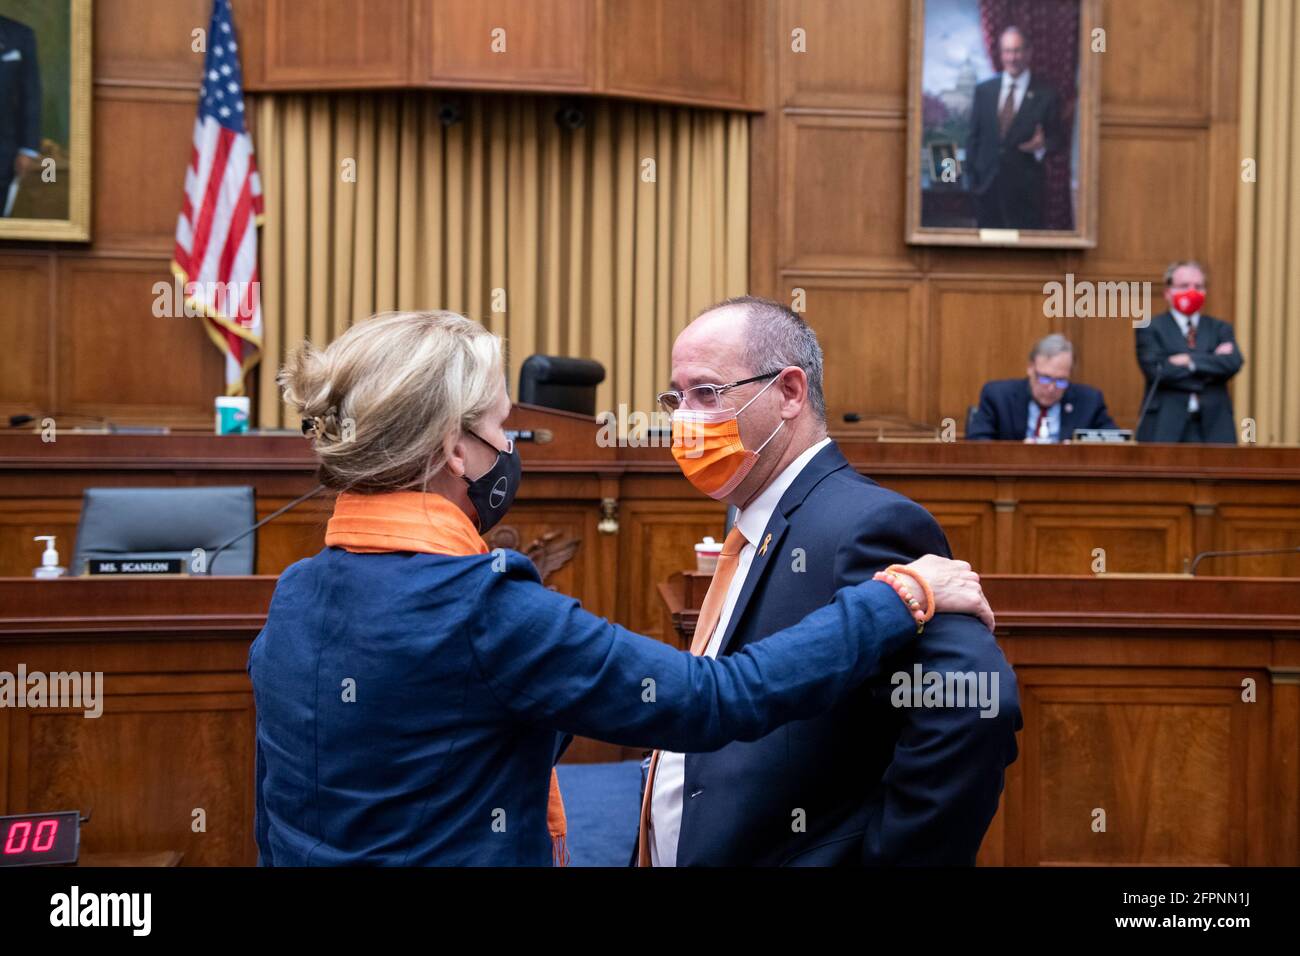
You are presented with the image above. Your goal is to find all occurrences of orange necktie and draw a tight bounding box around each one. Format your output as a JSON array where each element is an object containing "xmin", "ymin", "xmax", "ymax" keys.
[
  {"xmin": 1185, "ymin": 320, "xmax": 1197, "ymax": 349},
  {"xmin": 637, "ymin": 526, "xmax": 748, "ymax": 866}
]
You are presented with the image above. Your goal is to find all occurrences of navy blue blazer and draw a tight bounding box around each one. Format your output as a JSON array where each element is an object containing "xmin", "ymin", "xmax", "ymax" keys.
[
  {"xmin": 1135, "ymin": 311, "xmax": 1242, "ymax": 444},
  {"xmin": 248, "ymin": 544, "xmax": 917, "ymax": 865},
  {"xmin": 967, "ymin": 377, "xmax": 1116, "ymax": 441},
  {"xmin": 0, "ymin": 16, "xmax": 41, "ymax": 196},
  {"xmin": 669, "ymin": 442, "xmax": 1021, "ymax": 866}
]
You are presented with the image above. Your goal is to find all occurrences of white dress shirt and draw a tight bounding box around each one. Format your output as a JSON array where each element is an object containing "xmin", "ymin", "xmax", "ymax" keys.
[
  {"xmin": 1000, "ymin": 69, "xmax": 1030, "ymax": 114},
  {"xmin": 648, "ymin": 436, "xmax": 833, "ymax": 867},
  {"xmin": 1171, "ymin": 309, "xmax": 1201, "ymax": 413}
]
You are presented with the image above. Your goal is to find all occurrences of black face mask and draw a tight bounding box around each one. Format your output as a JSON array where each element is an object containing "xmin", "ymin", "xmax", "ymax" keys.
[{"xmin": 462, "ymin": 430, "xmax": 521, "ymax": 532}]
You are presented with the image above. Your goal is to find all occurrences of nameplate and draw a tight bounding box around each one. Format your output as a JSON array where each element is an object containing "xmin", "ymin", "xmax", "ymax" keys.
[
  {"xmin": 978, "ymin": 228, "xmax": 1020, "ymax": 244},
  {"xmin": 1071, "ymin": 429, "xmax": 1135, "ymax": 444},
  {"xmin": 87, "ymin": 559, "xmax": 185, "ymax": 575}
]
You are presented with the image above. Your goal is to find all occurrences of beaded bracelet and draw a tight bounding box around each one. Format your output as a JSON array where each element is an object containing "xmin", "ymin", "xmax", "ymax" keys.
[
  {"xmin": 873, "ymin": 569, "xmax": 928, "ymax": 633},
  {"xmin": 886, "ymin": 564, "xmax": 935, "ymax": 624}
]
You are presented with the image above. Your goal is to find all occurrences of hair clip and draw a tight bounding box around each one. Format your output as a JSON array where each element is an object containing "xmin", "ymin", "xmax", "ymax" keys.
[{"xmin": 301, "ymin": 417, "xmax": 318, "ymax": 436}]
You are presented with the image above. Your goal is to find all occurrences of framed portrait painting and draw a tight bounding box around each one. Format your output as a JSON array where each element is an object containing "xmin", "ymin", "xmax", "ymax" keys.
[
  {"xmin": 905, "ymin": 0, "xmax": 1100, "ymax": 248},
  {"xmin": 0, "ymin": 0, "xmax": 91, "ymax": 241}
]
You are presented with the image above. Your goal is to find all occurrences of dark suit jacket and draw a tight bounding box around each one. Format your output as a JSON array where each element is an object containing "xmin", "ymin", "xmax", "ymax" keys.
[
  {"xmin": 0, "ymin": 17, "xmax": 40, "ymax": 154},
  {"xmin": 1135, "ymin": 311, "xmax": 1243, "ymax": 444},
  {"xmin": 965, "ymin": 74, "xmax": 1060, "ymax": 229},
  {"xmin": 666, "ymin": 442, "xmax": 1021, "ymax": 865},
  {"xmin": 967, "ymin": 378, "xmax": 1116, "ymax": 441},
  {"xmin": 0, "ymin": 15, "xmax": 40, "ymax": 202}
]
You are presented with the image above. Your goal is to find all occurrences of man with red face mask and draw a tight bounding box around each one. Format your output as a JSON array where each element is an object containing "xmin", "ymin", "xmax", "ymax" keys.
[{"xmin": 1135, "ymin": 261, "xmax": 1244, "ymax": 444}]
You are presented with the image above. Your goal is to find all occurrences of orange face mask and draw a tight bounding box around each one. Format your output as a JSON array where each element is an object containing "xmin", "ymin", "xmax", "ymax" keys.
[{"xmin": 671, "ymin": 375, "xmax": 785, "ymax": 500}]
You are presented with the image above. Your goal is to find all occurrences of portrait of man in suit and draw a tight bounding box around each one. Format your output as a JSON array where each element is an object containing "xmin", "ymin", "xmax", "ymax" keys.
[
  {"xmin": 0, "ymin": 11, "xmax": 42, "ymax": 216},
  {"xmin": 0, "ymin": 0, "xmax": 90, "ymax": 239},
  {"xmin": 910, "ymin": 0, "xmax": 1096, "ymax": 247},
  {"xmin": 964, "ymin": 26, "xmax": 1061, "ymax": 230}
]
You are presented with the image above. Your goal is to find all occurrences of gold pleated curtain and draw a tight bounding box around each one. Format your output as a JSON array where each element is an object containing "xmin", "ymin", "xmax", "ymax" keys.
[
  {"xmin": 253, "ymin": 93, "xmax": 749, "ymax": 427},
  {"xmin": 1235, "ymin": 0, "xmax": 1300, "ymax": 445}
]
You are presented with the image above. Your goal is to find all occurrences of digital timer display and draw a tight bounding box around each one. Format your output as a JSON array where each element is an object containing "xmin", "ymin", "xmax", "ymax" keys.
[{"xmin": 0, "ymin": 811, "xmax": 80, "ymax": 867}]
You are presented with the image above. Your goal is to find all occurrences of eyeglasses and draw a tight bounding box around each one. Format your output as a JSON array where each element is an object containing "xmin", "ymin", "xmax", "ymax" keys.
[
  {"xmin": 656, "ymin": 371, "xmax": 782, "ymax": 415},
  {"xmin": 1033, "ymin": 374, "xmax": 1070, "ymax": 390}
]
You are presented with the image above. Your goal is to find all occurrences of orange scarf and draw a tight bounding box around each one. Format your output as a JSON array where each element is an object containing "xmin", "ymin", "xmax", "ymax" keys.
[{"xmin": 325, "ymin": 490, "xmax": 570, "ymax": 867}]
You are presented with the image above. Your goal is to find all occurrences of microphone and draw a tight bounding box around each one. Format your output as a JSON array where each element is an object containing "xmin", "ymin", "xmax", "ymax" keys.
[
  {"xmin": 1190, "ymin": 546, "xmax": 1300, "ymax": 576},
  {"xmin": 1133, "ymin": 363, "xmax": 1163, "ymax": 440},
  {"xmin": 204, "ymin": 484, "xmax": 328, "ymax": 575}
]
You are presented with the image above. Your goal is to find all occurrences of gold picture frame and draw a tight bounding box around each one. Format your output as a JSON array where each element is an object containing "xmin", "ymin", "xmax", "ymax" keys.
[
  {"xmin": 0, "ymin": 0, "xmax": 92, "ymax": 242},
  {"xmin": 905, "ymin": 0, "xmax": 1100, "ymax": 249}
]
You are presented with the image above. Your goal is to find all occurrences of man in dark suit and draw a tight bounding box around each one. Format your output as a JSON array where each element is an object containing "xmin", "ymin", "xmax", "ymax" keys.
[
  {"xmin": 967, "ymin": 334, "xmax": 1116, "ymax": 442},
  {"xmin": 0, "ymin": 14, "xmax": 42, "ymax": 216},
  {"xmin": 964, "ymin": 26, "xmax": 1061, "ymax": 230},
  {"xmin": 639, "ymin": 296, "xmax": 1020, "ymax": 866},
  {"xmin": 1135, "ymin": 261, "xmax": 1243, "ymax": 444}
]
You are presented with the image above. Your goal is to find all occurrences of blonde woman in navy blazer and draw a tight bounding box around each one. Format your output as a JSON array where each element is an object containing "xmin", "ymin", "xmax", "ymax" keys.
[{"xmin": 248, "ymin": 310, "xmax": 994, "ymax": 866}]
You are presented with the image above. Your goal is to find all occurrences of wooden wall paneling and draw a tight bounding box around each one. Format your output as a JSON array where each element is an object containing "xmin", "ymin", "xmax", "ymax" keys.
[
  {"xmin": 92, "ymin": 89, "xmax": 201, "ymax": 253},
  {"xmin": 0, "ymin": 706, "xmax": 8, "ymax": 816},
  {"xmin": 747, "ymin": 0, "xmax": 779, "ymax": 298},
  {"xmin": 230, "ymin": 0, "xmax": 267, "ymax": 88},
  {"xmin": 930, "ymin": 280, "xmax": 1059, "ymax": 431},
  {"xmin": 780, "ymin": 113, "xmax": 920, "ymax": 273},
  {"xmin": 0, "ymin": 498, "xmax": 82, "ymax": 580},
  {"xmin": 777, "ymin": 0, "xmax": 909, "ymax": 112},
  {"xmin": 603, "ymin": 0, "xmax": 754, "ymax": 108},
  {"xmin": 1214, "ymin": 505, "xmax": 1300, "ymax": 577},
  {"xmin": 1016, "ymin": 502, "xmax": 1191, "ymax": 574},
  {"xmin": 259, "ymin": 0, "xmax": 413, "ymax": 88},
  {"xmin": 1099, "ymin": 0, "xmax": 1214, "ymax": 127},
  {"xmin": 791, "ymin": 277, "xmax": 925, "ymax": 425},
  {"xmin": 95, "ymin": 0, "xmax": 212, "ymax": 87},
  {"xmin": 1062, "ymin": 284, "xmax": 1150, "ymax": 427},
  {"xmin": 1203, "ymin": 0, "xmax": 1243, "ymax": 318},
  {"xmin": 11, "ymin": 685, "xmax": 256, "ymax": 866},
  {"xmin": 1013, "ymin": 665, "xmax": 1265, "ymax": 865},
  {"xmin": 418, "ymin": 0, "xmax": 594, "ymax": 90},
  {"xmin": 485, "ymin": 503, "xmax": 601, "ymax": 616},
  {"xmin": 55, "ymin": 258, "xmax": 224, "ymax": 427},
  {"xmin": 616, "ymin": 498, "xmax": 726, "ymax": 641},
  {"xmin": 0, "ymin": 255, "xmax": 54, "ymax": 420},
  {"xmin": 253, "ymin": 498, "xmax": 333, "ymax": 575},
  {"xmin": 919, "ymin": 501, "xmax": 995, "ymax": 569},
  {"xmin": 1269, "ymin": 665, "xmax": 1300, "ymax": 865},
  {"xmin": 1080, "ymin": 125, "xmax": 1209, "ymax": 281}
]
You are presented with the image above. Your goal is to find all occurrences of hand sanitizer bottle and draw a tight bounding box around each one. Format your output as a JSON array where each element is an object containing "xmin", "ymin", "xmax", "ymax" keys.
[{"xmin": 33, "ymin": 536, "xmax": 67, "ymax": 578}]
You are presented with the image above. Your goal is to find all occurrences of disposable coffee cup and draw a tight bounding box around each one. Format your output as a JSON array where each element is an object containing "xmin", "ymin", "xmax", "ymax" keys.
[{"xmin": 215, "ymin": 396, "xmax": 250, "ymax": 435}]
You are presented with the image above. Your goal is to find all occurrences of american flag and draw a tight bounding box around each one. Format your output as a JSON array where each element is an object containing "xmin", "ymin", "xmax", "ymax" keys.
[{"xmin": 172, "ymin": 0, "xmax": 263, "ymax": 396}]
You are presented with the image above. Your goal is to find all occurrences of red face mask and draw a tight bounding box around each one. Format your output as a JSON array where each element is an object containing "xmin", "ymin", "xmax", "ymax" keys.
[{"xmin": 1172, "ymin": 289, "xmax": 1205, "ymax": 316}]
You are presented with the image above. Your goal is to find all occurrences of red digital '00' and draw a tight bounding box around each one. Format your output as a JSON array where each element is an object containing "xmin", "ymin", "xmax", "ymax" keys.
[{"xmin": 3, "ymin": 819, "xmax": 59, "ymax": 854}]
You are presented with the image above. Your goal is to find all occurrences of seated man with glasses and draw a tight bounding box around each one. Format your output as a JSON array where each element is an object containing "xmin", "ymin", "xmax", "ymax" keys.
[{"xmin": 967, "ymin": 333, "xmax": 1116, "ymax": 442}]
